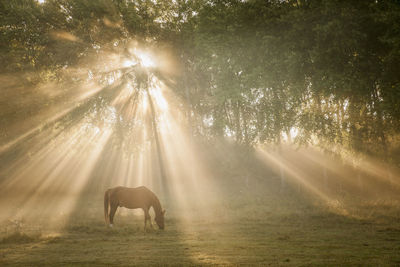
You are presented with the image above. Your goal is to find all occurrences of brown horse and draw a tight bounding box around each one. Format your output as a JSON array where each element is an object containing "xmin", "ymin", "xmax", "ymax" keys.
[{"xmin": 104, "ymin": 186, "xmax": 165, "ymax": 230}]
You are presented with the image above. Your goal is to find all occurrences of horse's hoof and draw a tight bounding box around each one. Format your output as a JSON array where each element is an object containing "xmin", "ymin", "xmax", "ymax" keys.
[{"xmin": 109, "ymin": 224, "xmax": 113, "ymax": 228}]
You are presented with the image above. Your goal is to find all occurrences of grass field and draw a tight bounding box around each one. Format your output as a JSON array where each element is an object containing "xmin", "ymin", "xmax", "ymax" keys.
[{"xmin": 1, "ymin": 183, "xmax": 400, "ymax": 266}]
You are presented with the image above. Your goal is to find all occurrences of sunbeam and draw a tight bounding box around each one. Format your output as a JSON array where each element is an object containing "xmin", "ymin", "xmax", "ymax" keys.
[{"xmin": 2, "ymin": 2, "xmax": 400, "ymax": 266}]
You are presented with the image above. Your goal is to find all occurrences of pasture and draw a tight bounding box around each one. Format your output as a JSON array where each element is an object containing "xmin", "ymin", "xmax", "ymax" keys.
[
  {"xmin": 2, "ymin": 1, "xmax": 400, "ymax": 266},
  {"xmin": 1, "ymin": 178, "xmax": 400, "ymax": 266}
]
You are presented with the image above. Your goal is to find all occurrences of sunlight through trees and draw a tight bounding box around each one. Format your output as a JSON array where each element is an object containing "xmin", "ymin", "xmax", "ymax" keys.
[{"xmin": 1, "ymin": 2, "xmax": 400, "ymax": 265}]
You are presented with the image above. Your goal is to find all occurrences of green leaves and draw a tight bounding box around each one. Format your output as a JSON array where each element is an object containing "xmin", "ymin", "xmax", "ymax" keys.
[{"xmin": 2, "ymin": 0, "xmax": 400, "ymax": 162}]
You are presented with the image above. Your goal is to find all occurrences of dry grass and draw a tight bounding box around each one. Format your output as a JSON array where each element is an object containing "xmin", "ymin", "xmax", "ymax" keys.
[{"xmin": 1, "ymin": 187, "xmax": 400, "ymax": 266}]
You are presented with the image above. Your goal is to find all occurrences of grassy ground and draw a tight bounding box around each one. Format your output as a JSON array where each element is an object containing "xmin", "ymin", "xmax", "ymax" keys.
[{"xmin": 1, "ymin": 187, "xmax": 400, "ymax": 266}]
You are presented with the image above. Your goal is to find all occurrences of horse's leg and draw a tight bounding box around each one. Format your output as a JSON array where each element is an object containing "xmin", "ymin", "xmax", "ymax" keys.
[
  {"xmin": 109, "ymin": 203, "xmax": 118, "ymax": 227},
  {"xmin": 143, "ymin": 208, "xmax": 151, "ymax": 231},
  {"xmin": 148, "ymin": 209, "xmax": 154, "ymax": 229}
]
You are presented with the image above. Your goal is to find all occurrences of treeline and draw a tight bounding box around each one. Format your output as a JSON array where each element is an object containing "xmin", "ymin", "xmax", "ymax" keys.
[{"xmin": 1, "ymin": 0, "xmax": 400, "ymax": 164}]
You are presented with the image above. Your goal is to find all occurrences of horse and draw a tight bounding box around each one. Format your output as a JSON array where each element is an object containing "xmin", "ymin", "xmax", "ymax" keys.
[{"xmin": 104, "ymin": 186, "xmax": 165, "ymax": 230}]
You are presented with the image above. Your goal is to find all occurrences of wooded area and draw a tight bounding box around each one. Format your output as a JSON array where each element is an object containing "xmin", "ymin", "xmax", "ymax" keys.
[
  {"xmin": 1, "ymin": 1, "xmax": 400, "ymax": 265},
  {"xmin": 2, "ymin": 0, "xmax": 400, "ymax": 165}
]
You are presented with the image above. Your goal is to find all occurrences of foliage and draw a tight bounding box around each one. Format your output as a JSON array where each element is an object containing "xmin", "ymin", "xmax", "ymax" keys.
[{"xmin": 1, "ymin": 0, "xmax": 400, "ymax": 164}]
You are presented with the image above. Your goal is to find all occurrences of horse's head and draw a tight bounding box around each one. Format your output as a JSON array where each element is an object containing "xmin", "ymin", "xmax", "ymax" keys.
[{"xmin": 155, "ymin": 210, "xmax": 165, "ymax": 230}]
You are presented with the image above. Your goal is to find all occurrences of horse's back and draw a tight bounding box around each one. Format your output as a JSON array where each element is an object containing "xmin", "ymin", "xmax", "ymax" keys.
[{"xmin": 108, "ymin": 186, "xmax": 155, "ymax": 209}]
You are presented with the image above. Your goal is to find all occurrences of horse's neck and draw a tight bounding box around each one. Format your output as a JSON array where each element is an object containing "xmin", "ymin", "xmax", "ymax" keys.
[{"xmin": 151, "ymin": 196, "xmax": 162, "ymax": 216}]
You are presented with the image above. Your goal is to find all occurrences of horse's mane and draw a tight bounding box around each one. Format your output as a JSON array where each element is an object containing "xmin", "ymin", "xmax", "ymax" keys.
[{"xmin": 150, "ymin": 191, "xmax": 163, "ymax": 216}]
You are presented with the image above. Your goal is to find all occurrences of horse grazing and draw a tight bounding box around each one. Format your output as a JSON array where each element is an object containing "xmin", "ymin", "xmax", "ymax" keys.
[{"xmin": 104, "ymin": 186, "xmax": 165, "ymax": 230}]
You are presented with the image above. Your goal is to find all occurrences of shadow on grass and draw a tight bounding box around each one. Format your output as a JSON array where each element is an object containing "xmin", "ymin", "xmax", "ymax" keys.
[
  {"xmin": 2, "ymin": 188, "xmax": 400, "ymax": 266},
  {"xmin": 1, "ymin": 216, "xmax": 197, "ymax": 266},
  {"xmin": 0, "ymin": 231, "xmax": 39, "ymax": 244},
  {"xmin": 2, "ymin": 167, "xmax": 400, "ymax": 266},
  {"xmin": 216, "ymin": 183, "xmax": 400, "ymax": 266}
]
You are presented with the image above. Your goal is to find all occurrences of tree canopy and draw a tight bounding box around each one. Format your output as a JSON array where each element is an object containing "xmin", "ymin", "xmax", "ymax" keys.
[{"xmin": 1, "ymin": 0, "xmax": 400, "ymax": 166}]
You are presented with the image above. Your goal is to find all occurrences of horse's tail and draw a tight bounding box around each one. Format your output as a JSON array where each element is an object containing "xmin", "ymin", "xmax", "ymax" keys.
[{"xmin": 104, "ymin": 189, "xmax": 110, "ymax": 225}]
